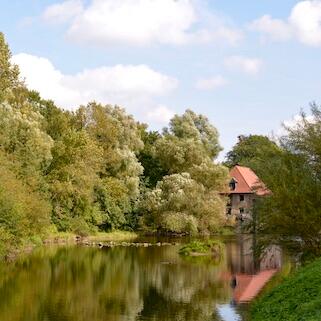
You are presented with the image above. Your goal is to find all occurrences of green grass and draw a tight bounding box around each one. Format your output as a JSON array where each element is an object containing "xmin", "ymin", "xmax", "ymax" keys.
[
  {"xmin": 46, "ymin": 230, "xmax": 138, "ymax": 243},
  {"xmin": 251, "ymin": 257, "xmax": 321, "ymax": 321},
  {"xmin": 85, "ymin": 231, "xmax": 138, "ymax": 242},
  {"xmin": 178, "ymin": 240, "xmax": 224, "ymax": 256}
]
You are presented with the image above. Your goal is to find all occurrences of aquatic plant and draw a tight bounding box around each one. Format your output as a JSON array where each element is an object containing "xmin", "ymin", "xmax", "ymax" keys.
[{"xmin": 178, "ymin": 240, "xmax": 224, "ymax": 257}]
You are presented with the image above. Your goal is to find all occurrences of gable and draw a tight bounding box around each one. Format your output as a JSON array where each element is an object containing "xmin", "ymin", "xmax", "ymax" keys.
[{"xmin": 229, "ymin": 165, "xmax": 268, "ymax": 195}]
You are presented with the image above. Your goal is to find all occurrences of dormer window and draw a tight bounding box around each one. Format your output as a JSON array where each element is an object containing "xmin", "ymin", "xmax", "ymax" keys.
[{"xmin": 229, "ymin": 178, "xmax": 238, "ymax": 191}]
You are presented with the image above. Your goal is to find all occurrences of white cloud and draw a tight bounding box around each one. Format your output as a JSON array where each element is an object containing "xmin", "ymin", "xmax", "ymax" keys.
[
  {"xmin": 250, "ymin": 1, "xmax": 321, "ymax": 47},
  {"xmin": 43, "ymin": 0, "xmax": 83, "ymax": 24},
  {"xmin": 276, "ymin": 113, "xmax": 315, "ymax": 137},
  {"xmin": 249, "ymin": 15, "xmax": 292, "ymax": 41},
  {"xmin": 224, "ymin": 56, "xmax": 263, "ymax": 75},
  {"xmin": 42, "ymin": 0, "xmax": 243, "ymax": 46},
  {"xmin": 289, "ymin": 0, "xmax": 321, "ymax": 46},
  {"xmin": 146, "ymin": 105, "xmax": 174, "ymax": 124},
  {"xmin": 12, "ymin": 53, "xmax": 178, "ymax": 114},
  {"xmin": 283, "ymin": 114, "xmax": 315, "ymax": 129},
  {"xmin": 195, "ymin": 75, "xmax": 228, "ymax": 90}
]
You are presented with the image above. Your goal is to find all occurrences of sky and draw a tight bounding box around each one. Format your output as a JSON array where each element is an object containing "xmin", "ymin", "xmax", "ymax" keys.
[{"xmin": 1, "ymin": 0, "xmax": 321, "ymax": 159}]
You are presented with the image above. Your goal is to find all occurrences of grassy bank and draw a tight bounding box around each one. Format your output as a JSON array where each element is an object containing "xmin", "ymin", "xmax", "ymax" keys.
[
  {"xmin": 2, "ymin": 230, "xmax": 138, "ymax": 261},
  {"xmin": 251, "ymin": 257, "xmax": 321, "ymax": 321},
  {"xmin": 45, "ymin": 230, "xmax": 138, "ymax": 244}
]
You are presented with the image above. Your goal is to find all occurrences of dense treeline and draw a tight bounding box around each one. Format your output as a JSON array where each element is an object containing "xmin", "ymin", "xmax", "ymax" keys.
[{"xmin": 0, "ymin": 33, "xmax": 228, "ymax": 257}]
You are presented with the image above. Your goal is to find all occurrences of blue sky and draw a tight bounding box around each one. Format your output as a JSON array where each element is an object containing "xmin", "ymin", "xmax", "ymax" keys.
[{"xmin": 1, "ymin": 0, "xmax": 321, "ymax": 158}]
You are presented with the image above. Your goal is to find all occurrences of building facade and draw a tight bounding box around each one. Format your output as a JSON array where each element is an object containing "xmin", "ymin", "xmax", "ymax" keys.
[{"xmin": 227, "ymin": 165, "xmax": 268, "ymax": 221}]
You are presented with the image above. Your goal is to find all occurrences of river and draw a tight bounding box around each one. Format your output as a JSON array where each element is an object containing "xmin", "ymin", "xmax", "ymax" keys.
[{"xmin": 0, "ymin": 235, "xmax": 290, "ymax": 321}]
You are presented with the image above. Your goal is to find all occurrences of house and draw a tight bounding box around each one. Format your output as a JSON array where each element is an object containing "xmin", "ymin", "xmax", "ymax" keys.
[{"xmin": 227, "ymin": 165, "xmax": 268, "ymax": 221}]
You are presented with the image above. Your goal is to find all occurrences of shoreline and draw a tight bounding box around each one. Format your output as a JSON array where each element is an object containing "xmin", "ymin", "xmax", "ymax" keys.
[{"xmin": 3, "ymin": 229, "xmax": 236, "ymax": 262}]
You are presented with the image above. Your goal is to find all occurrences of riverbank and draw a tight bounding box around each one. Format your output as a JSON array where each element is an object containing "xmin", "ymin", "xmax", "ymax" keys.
[
  {"xmin": 250, "ymin": 257, "xmax": 321, "ymax": 321},
  {"xmin": 3, "ymin": 229, "xmax": 237, "ymax": 261},
  {"xmin": 3, "ymin": 231, "xmax": 138, "ymax": 261},
  {"xmin": 44, "ymin": 230, "xmax": 138, "ymax": 244}
]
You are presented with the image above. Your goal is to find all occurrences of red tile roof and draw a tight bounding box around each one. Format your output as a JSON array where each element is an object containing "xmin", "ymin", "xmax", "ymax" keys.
[{"xmin": 229, "ymin": 165, "xmax": 268, "ymax": 196}]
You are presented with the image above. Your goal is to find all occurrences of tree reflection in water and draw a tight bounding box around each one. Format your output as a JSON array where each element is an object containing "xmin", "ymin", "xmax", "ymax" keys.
[{"xmin": 0, "ymin": 237, "xmax": 288, "ymax": 321}]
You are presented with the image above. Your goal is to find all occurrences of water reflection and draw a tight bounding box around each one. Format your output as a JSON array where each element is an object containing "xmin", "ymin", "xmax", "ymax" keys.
[
  {"xmin": 0, "ymin": 236, "xmax": 287, "ymax": 321},
  {"xmin": 226, "ymin": 235, "xmax": 282, "ymax": 304}
]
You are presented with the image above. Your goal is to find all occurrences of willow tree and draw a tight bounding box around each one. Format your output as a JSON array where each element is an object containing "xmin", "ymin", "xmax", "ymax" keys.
[{"xmin": 139, "ymin": 109, "xmax": 228, "ymax": 234}]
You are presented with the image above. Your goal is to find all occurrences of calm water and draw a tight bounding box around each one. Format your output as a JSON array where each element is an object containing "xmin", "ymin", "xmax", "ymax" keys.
[{"xmin": 0, "ymin": 235, "xmax": 289, "ymax": 321}]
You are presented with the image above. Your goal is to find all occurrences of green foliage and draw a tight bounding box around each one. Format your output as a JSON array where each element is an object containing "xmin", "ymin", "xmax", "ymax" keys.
[
  {"xmin": 0, "ymin": 34, "xmax": 55, "ymax": 257},
  {"xmin": 0, "ymin": 32, "xmax": 20, "ymax": 101},
  {"xmin": 252, "ymin": 105, "xmax": 321, "ymax": 256},
  {"xmin": 189, "ymin": 161, "xmax": 228, "ymax": 190},
  {"xmin": 179, "ymin": 240, "xmax": 224, "ymax": 256},
  {"xmin": 137, "ymin": 127, "xmax": 168, "ymax": 187},
  {"xmin": 225, "ymin": 134, "xmax": 281, "ymax": 174},
  {"xmin": 29, "ymin": 92, "xmax": 73, "ymax": 140},
  {"xmin": 155, "ymin": 109, "xmax": 222, "ymax": 174},
  {"xmin": 0, "ymin": 102, "xmax": 53, "ymax": 178},
  {"xmin": 139, "ymin": 173, "xmax": 226, "ymax": 234},
  {"xmin": 251, "ymin": 257, "xmax": 321, "ymax": 321},
  {"xmin": 0, "ymin": 153, "xmax": 51, "ymax": 259},
  {"xmin": 160, "ymin": 212, "xmax": 198, "ymax": 235},
  {"xmin": 47, "ymin": 129, "xmax": 104, "ymax": 231},
  {"xmin": 0, "ymin": 32, "xmax": 229, "ymax": 258},
  {"xmin": 169, "ymin": 109, "xmax": 222, "ymax": 159},
  {"xmin": 138, "ymin": 109, "xmax": 228, "ymax": 234},
  {"xmin": 94, "ymin": 177, "xmax": 131, "ymax": 230}
]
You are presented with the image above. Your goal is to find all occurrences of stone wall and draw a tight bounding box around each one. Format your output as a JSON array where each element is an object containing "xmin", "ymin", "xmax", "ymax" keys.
[{"xmin": 227, "ymin": 193, "xmax": 255, "ymax": 220}]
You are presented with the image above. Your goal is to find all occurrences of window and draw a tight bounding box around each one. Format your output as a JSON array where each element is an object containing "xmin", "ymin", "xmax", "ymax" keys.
[
  {"xmin": 229, "ymin": 178, "xmax": 237, "ymax": 191},
  {"xmin": 239, "ymin": 208, "xmax": 244, "ymax": 214},
  {"xmin": 240, "ymin": 195, "xmax": 245, "ymax": 202}
]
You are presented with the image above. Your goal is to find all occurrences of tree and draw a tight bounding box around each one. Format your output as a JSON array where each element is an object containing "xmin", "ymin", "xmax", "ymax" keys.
[
  {"xmin": 138, "ymin": 110, "xmax": 228, "ymax": 234},
  {"xmin": 169, "ymin": 109, "xmax": 222, "ymax": 159},
  {"xmin": 0, "ymin": 152, "xmax": 51, "ymax": 258},
  {"xmin": 154, "ymin": 109, "xmax": 223, "ymax": 174},
  {"xmin": 225, "ymin": 135, "xmax": 281, "ymax": 174},
  {"xmin": 47, "ymin": 129, "xmax": 104, "ymax": 232},
  {"xmin": 0, "ymin": 32, "xmax": 20, "ymax": 101},
  {"xmin": 28, "ymin": 91, "xmax": 73, "ymax": 141},
  {"xmin": 0, "ymin": 100, "xmax": 54, "ymax": 204},
  {"xmin": 283, "ymin": 103, "xmax": 321, "ymax": 175},
  {"xmin": 254, "ymin": 104, "xmax": 321, "ymax": 256},
  {"xmin": 137, "ymin": 126, "xmax": 168, "ymax": 188},
  {"xmin": 74, "ymin": 103, "xmax": 144, "ymax": 230},
  {"xmin": 139, "ymin": 173, "xmax": 226, "ymax": 234}
]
